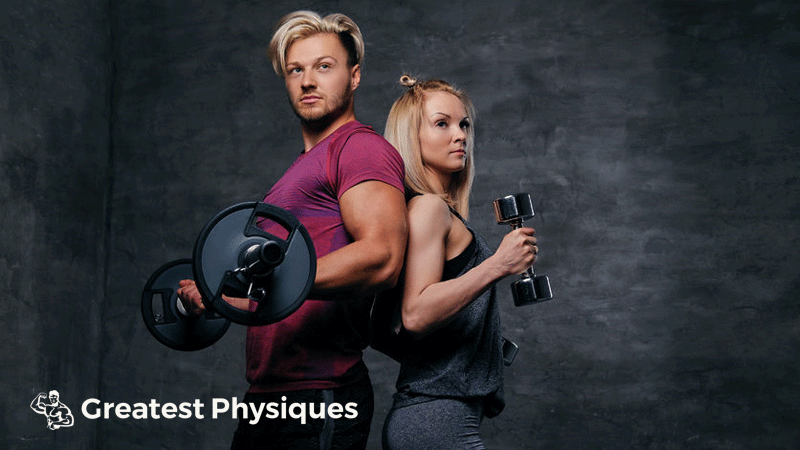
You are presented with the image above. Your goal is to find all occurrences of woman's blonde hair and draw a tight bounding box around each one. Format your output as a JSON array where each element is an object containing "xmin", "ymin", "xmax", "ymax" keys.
[
  {"xmin": 268, "ymin": 11, "xmax": 364, "ymax": 77},
  {"xmin": 385, "ymin": 75, "xmax": 476, "ymax": 218}
]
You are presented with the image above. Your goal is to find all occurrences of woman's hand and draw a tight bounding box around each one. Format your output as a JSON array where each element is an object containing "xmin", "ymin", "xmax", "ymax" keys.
[{"xmin": 489, "ymin": 227, "xmax": 538, "ymax": 277}]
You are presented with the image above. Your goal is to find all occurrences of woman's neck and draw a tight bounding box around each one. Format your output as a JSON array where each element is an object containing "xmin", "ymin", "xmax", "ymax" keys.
[{"xmin": 424, "ymin": 167, "xmax": 452, "ymax": 197}]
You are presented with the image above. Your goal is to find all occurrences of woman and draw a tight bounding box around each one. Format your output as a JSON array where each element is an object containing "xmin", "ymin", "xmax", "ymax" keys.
[{"xmin": 380, "ymin": 75, "xmax": 539, "ymax": 449}]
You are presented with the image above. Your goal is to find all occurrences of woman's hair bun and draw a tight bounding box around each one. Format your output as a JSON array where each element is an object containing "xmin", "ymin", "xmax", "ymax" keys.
[{"xmin": 399, "ymin": 74, "xmax": 417, "ymax": 88}]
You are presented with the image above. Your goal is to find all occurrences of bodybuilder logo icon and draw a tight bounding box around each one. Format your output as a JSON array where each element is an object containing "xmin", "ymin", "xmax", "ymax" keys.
[{"xmin": 30, "ymin": 390, "xmax": 74, "ymax": 430}]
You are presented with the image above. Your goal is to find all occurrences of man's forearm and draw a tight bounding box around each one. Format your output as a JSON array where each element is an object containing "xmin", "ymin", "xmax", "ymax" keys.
[{"xmin": 311, "ymin": 237, "xmax": 404, "ymax": 299}]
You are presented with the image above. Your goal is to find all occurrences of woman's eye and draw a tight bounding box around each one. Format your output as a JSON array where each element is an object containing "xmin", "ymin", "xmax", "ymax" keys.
[
  {"xmin": 460, "ymin": 120, "xmax": 471, "ymax": 130},
  {"xmin": 436, "ymin": 121, "xmax": 447, "ymax": 128}
]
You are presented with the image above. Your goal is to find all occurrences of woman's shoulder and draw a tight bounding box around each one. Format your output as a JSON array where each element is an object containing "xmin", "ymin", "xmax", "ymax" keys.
[{"xmin": 407, "ymin": 193, "xmax": 453, "ymax": 227}]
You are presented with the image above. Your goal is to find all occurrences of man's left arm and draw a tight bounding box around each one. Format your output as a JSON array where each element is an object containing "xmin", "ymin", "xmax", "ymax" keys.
[
  {"xmin": 311, "ymin": 180, "xmax": 407, "ymax": 298},
  {"xmin": 61, "ymin": 408, "xmax": 75, "ymax": 426},
  {"xmin": 52, "ymin": 406, "xmax": 74, "ymax": 426},
  {"xmin": 175, "ymin": 181, "xmax": 406, "ymax": 309}
]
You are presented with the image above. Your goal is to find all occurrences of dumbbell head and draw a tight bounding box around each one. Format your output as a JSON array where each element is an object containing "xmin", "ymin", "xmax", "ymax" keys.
[
  {"xmin": 511, "ymin": 275, "xmax": 554, "ymax": 306},
  {"xmin": 193, "ymin": 202, "xmax": 316, "ymax": 326},
  {"xmin": 493, "ymin": 193, "xmax": 534, "ymax": 225},
  {"xmin": 141, "ymin": 202, "xmax": 316, "ymax": 350},
  {"xmin": 141, "ymin": 259, "xmax": 231, "ymax": 351}
]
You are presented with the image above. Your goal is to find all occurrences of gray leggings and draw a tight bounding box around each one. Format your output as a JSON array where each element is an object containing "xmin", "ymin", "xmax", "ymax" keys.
[{"xmin": 382, "ymin": 398, "xmax": 485, "ymax": 450}]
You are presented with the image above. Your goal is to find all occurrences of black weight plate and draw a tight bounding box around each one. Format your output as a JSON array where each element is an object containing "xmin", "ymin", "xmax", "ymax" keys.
[
  {"xmin": 192, "ymin": 202, "xmax": 316, "ymax": 326},
  {"xmin": 141, "ymin": 259, "xmax": 231, "ymax": 351}
]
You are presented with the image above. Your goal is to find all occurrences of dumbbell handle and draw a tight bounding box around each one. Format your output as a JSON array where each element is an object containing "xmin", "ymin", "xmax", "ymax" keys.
[
  {"xmin": 505, "ymin": 218, "xmax": 537, "ymax": 279},
  {"xmin": 493, "ymin": 193, "xmax": 554, "ymax": 305}
]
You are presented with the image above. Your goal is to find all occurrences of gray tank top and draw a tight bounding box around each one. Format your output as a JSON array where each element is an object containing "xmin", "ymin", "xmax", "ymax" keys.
[{"xmin": 392, "ymin": 212, "xmax": 505, "ymax": 417}]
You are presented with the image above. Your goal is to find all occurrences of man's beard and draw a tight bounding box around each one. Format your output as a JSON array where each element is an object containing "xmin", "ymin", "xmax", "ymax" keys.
[{"xmin": 291, "ymin": 83, "xmax": 354, "ymax": 128}]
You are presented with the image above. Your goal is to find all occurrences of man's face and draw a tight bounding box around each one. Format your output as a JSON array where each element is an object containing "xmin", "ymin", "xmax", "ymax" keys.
[
  {"xmin": 49, "ymin": 392, "xmax": 59, "ymax": 404},
  {"xmin": 283, "ymin": 33, "xmax": 360, "ymax": 124}
]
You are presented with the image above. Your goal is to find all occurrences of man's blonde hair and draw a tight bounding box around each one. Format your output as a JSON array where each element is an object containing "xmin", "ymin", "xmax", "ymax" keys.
[
  {"xmin": 385, "ymin": 75, "xmax": 476, "ymax": 219},
  {"xmin": 268, "ymin": 11, "xmax": 364, "ymax": 77}
]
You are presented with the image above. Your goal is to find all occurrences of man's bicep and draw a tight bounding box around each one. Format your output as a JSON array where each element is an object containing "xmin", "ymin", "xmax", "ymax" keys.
[{"xmin": 339, "ymin": 180, "xmax": 407, "ymax": 242}]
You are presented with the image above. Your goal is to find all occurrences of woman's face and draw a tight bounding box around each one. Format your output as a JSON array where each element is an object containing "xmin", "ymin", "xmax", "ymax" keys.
[{"xmin": 418, "ymin": 91, "xmax": 470, "ymax": 182}]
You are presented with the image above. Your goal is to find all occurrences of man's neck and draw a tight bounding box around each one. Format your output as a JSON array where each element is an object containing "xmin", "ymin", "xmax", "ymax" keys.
[{"xmin": 300, "ymin": 110, "xmax": 357, "ymax": 152}]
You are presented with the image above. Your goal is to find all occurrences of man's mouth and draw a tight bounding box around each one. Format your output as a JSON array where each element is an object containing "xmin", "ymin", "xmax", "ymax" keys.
[{"xmin": 300, "ymin": 95, "xmax": 321, "ymax": 104}]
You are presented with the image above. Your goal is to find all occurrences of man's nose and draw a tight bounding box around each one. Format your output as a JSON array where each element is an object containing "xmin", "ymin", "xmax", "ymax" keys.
[{"xmin": 301, "ymin": 70, "xmax": 316, "ymax": 88}]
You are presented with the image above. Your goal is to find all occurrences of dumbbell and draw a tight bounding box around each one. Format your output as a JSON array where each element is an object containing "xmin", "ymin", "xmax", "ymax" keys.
[
  {"xmin": 493, "ymin": 193, "xmax": 554, "ymax": 306},
  {"xmin": 141, "ymin": 259, "xmax": 231, "ymax": 351},
  {"xmin": 141, "ymin": 202, "xmax": 316, "ymax": 351}
]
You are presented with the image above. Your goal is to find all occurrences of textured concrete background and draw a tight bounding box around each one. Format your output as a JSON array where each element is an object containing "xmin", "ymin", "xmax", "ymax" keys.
[
  {"xmin": 1, "ymin": 1, "xmax": 110, "ymax": 449},
  {"xmin": 2, "ymin": 0, "xmax": 799, "ymax": 449}
]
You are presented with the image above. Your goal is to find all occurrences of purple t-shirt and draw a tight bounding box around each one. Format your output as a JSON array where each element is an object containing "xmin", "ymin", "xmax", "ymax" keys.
[{"xmin": 247, "ymin": 120, "xmax": 405, "ymax": 393}]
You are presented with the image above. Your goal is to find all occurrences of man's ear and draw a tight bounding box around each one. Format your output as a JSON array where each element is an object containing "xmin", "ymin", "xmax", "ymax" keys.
[{"xmin": 350, "ymin": 64, "xmax": 361, "ymax": 91}]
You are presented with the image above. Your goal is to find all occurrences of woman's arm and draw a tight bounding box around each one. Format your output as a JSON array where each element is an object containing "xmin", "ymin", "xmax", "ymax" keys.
[{"xmin": 400, "ymin": 194, "xmax": 537, "ymax": 339}]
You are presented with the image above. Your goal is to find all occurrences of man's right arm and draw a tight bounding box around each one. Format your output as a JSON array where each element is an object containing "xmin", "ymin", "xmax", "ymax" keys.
[
  {"xmin": 30, "ymin": 393, "xmax": 45, "ymax": 412},
  {"xmin": 310, "ymin": 179, "xmax": 407, "ymax": 298}
]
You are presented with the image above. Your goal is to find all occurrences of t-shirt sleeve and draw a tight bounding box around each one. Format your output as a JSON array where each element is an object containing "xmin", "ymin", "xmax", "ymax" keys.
[{"xmin": 332, "ymin": 132, "xmax": 405, "ymax": 199}]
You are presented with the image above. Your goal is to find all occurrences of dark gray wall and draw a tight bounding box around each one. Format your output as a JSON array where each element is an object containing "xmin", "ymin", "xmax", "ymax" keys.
[
  {"xmin": 2, "ymin": 0, "xmax": 799, "ymax": 449},
  {"xmin": 0, "ymin": 1, "xmax": 110, "ymax": 449}
]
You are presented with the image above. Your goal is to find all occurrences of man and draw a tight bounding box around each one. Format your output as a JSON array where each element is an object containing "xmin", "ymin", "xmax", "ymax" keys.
[
  {"xmin": 30, "ymin": 390, "xmax": 74, "ymax": 430},
  {"xmin": 177, "ymin": 10, "xmax": 407, "ymax": 450}
]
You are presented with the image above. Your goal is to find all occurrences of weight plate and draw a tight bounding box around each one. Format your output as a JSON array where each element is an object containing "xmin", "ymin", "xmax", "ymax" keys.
[
  {"xmin": 141, "ymin": 259, "xmax": 231, "ymax": 351},
  {"xmin": 192, "ymin": 202, "xmax": 316, "ymax": 326}
]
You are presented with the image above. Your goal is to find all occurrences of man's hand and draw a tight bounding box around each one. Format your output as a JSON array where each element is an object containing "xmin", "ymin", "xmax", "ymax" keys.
[
  {"xmin": 176, "ymin": 279, "xmax": 251, "ymax": 314},
  {"xmin": 176, "ymin": 280, "xmax": 206, "ymax": 315}
]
